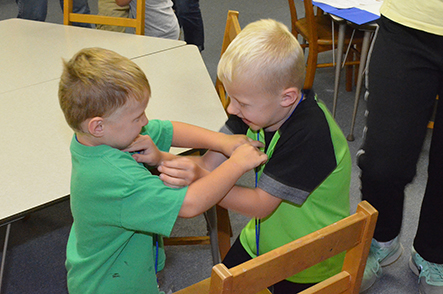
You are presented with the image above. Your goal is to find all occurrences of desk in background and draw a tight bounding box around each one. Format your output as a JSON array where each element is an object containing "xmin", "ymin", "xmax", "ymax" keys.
[
  {"xmin": 0, "ymin": 18, "xmax": 186, "ymax": 94},
  {"xmin": 313, "ymin": 0, "xmax": 382, "ymax": 140}
]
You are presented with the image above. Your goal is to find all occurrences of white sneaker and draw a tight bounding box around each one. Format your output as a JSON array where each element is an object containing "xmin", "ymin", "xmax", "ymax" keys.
[
  {"xmin": 410, "ymin": 247, "xmax": 443, "ymax": 294},
  {"xmin": 360, "ymin": 236, "xmax": 403, "ymax": 292}
]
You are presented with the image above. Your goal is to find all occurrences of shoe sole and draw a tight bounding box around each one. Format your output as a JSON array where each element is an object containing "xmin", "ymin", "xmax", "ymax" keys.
[
  {"xmin": 409, "ymin": 258, "xmax": 429, "ymax": 294},
  {"xmin": 380, "ymin": 244, "xmax": 404, "ymax": 267},
  {"xmin": 360, "ymin": 272, "xmax": 379, "ymax": 293},
  {"xmin": 409, "ymin": 256, "xmax": 420, "ymax": 276}
]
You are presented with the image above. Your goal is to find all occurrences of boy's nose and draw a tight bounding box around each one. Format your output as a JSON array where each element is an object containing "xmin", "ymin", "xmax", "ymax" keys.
[
  {"xmin": 226, "ymin": 102, "xmax": 237, "ymax": 116},
  {"xmin": 142, "ymin": 113, "xmax": 149, "ymax": 126}
]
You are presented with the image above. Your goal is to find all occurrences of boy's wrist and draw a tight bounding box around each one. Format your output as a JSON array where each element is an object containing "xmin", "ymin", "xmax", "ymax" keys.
[{"xmin": 158, "ymin": 152, "xmax": 177, "ymax": 166}]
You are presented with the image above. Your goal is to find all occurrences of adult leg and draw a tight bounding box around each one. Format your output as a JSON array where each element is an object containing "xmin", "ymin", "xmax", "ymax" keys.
[
  {"xmin": 358, "ymin": 16, "xmax": 439, "ymax": 242},
  {"xmin": 16, "ymin": 0, "xmax": 48, "ymax": 21},
  {"xmin": 172, "ymin": 0, "xmax": 204, "ymax": 51},
  {"xmin": 414, "ymin": 80, "xmax": 443, "ymax": 263},
  {"xmin": 59, "ymin": 0, "xmax": 92, "ymax": 28}
]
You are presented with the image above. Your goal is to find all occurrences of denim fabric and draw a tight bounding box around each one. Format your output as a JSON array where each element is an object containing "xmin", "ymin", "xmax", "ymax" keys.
[
  {"xmin": 173, "ymin": 0, "xmax": 204, "ymax": 51},
  {"xmin": 16, "ymin": 0, "xmax": 91, "ymax": 28}
]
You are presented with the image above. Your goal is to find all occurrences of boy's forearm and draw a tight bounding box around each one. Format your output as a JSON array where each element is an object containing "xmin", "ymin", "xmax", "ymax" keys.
[
  {"xmin": 178, "ymin": 159, "xmax": 245, "ymax": 218},
  {"xmin": 218, "ymin": 186, "xmax": 282, "ymax": 219},
  {"xmin": 171, "ymin": 121, "xmax": 227, "ymax": 152}
]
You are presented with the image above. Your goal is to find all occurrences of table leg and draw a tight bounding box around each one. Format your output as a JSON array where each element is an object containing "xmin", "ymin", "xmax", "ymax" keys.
[
  {"xmin": 0, "ymin": 223, "xmax": 11, "ymax": 294},
  {"xmin": 347, "ymin": 30, "xmax": 372, "ymax": 141},
  {"xmin": 332, "ymin": 22, "xmax": 346, "ymax": 117}
]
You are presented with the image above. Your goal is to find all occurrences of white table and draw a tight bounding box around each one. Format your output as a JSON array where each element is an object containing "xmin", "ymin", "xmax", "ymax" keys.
[
  {"xmin": 0, "ymin": 18, "xmax": 186, "ymax": 94},
  {"xmin": 0, "ymin": 19, "xmax": 226, "ymax": 292}
]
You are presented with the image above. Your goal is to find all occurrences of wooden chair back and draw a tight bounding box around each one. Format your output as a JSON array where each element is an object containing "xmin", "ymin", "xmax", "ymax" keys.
[
  {"xmin": 63, "ymin": 0, "xmax": 145, "ymax": 35},
  {"xmin": 215, "ymin": 10, "xmax": 241, "ymax": 112},
  {"xmin": 176, "ymin": 201, "xmax": 378, "ymax": 294},
  {"xmin": 288, "ymin": 0, "xmax": 362, "ymax": 90}
]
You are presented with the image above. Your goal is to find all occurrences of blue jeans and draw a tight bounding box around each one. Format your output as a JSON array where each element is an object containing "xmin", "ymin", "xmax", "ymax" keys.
[
  {"xmin": 172, "ymin": 0, "xmax": 204, "ymax": 51},
  {"xmin": 16, "ymin": 0, "xmax": 91, "ymax": 28}
]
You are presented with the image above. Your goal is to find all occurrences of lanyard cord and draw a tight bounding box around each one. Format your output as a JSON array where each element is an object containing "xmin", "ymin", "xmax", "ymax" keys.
[
  {"xmin": 255, "ymin": 131, "xmax": 261, "ymax": 257},
  {"xmin": 155, "ymin": 234, "xmax": 159, "ymax": 280},
  {"xmin": 254, "ymin": 91, "xmax": 304, "ymax": 257}
]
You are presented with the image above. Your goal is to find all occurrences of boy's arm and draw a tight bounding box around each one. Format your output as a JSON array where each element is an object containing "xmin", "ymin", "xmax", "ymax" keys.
[
  {"xmin": 219, "ymin": 186, "xmax": 282, "ymax": 219},
  {"xmin": 178, "ymin": 144, "xmax": 267, "ymax": 218},
  {"xmin": 171, "ymin": 121, "xmax": 262, "ymax": 158},
  {"xmin": 159, "ymin": 152, "xmax": 281, "ymax": 219},
  {"xmin": 156, "ymin": 150, "xmax": 228, "ymax": 188}
]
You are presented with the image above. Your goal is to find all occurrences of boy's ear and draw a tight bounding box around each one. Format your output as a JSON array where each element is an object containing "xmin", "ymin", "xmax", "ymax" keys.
[
  {"xmin": 280, "ymin": 87, "xmax": 301, "ymax": 107},
  {"xmin": 88, "ymin": 117, "xmax": 105, "ymax": 137}
]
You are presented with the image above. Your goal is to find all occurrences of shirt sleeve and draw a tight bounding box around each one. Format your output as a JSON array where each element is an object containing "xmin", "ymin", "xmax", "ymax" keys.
[
  {"xmin": 120, "ymin": 159, "xmax": 187, "ymax": 237},
  {"xmin": 140, "ymin": 119, "xmax": 173, "ymax": 152}
]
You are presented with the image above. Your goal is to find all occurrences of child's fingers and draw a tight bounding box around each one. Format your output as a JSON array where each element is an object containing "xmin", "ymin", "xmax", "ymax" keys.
[
  {"xmin": 158, "ymin": 164, "xmax": 189, "ymax": 179},
  {"xmin": 249, "ymin": 140, "xmax": 265, "ymax": 149},
  {"xmin": 159, "ymin": 173, "xmax": 189, "ymax": 188},
  {"xmin": 161, "ymin": 157, "xmax": 194, "ymax": 170}
]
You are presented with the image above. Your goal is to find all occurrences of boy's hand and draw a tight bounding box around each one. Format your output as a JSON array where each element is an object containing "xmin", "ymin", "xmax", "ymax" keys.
[
  {"xmin": 220, "ymin": 134, "xmax": 264, "ymax": 157},
  {"xmin": 158, "ymin": 157, "xmax": 209, "ymax": 188},
  {"xmin": 229, "ymin": 143, "xmax": 268, "ymax": 173},
  {"xmin": 123, "ymin": 135, "xmax": 162, "ymax": 166}
]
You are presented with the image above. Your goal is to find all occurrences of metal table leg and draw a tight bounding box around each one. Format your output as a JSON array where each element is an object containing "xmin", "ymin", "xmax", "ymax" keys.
[
  {"xmin": 0, "ymin": 223, "xmax": 12, "ymax": 294},
  {"xmin": 332, "ymin": 22, "xmax": 346, "ymax": 117},
  {"xmin": 347, "ymin": 29, "xmax": 372, "ymax": 141}
]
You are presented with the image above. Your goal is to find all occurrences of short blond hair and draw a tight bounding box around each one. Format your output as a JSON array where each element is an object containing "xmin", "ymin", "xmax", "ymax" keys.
[
  {"xmin": 217, "ymin": 19, "xmax": 305, "ymax": 95},
  {"xmin": 59, "ymin": 47, "xmax": 150, "ymax": 132}
]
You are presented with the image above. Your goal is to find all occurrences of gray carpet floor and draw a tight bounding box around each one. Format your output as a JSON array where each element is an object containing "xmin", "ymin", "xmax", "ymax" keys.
[{"xmin": 0, "ymin": 0, "xmax": 431, "ymax": 293}]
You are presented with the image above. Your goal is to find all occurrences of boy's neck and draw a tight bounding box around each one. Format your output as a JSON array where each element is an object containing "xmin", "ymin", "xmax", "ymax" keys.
[{"xmin": 76, "ymin": 132, "xmax": 102, "ymax": 147}]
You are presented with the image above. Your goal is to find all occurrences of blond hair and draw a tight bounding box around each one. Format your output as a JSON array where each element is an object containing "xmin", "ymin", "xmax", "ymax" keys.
[
  {"xmin": 59, "ymin": 47, "xmax": 150, "ymax": 132},
  {"xmin": 217, "ymin": 19, "xmax": 305, "ymax": 95}
]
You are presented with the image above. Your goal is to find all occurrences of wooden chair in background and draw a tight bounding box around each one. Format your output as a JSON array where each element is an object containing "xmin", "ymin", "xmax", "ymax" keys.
[
  {"xmin": 215, "ymin": 10, "xmax": 242, "ymax": 112},
  {"xmin": 212, "ymin": 10, "xmax": 242, "ymax": 261},
  {"xmin": 63, "ymin": 0, "xmax": 145, "ymax": 35},
  {"xmin": 428, "ymin": 95, "xmax": 439, "ymax": 129},
  {"xmin": 176, "ymin": 201, "xmax": 378, "ymax": 294},
  {"xmin": 288, "ymin": 0, "xmax": 364, "ymax": 91}
]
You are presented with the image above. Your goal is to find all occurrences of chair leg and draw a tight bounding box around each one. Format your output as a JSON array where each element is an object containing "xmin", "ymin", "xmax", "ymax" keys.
[
  {"xmin": 303, "ymin": 49, "xmax": 318, "ymax": 90},
  {"xmin": 204, "ymin": 207, "xmax": 221, "ymax": 265},
  {"xmin": 345, "ymin": 52, "xmax": 353, "ymax": 92},
  {"xmin": 216, "ymin": 205, "xmax": 232, "ymax": 261}
]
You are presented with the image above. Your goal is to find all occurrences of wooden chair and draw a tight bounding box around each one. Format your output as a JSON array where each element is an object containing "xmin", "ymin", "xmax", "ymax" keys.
[
  {"xmin": 63, "ymin": 0, "xmax": 145, "ymax": 35},
  {"xmin": 288, "ymin": 0, "xmax": 364, "ymax": 90},
  {"xmin": 428, "ymin": 95, "xmax": 439, "ymax": 129},
  {"xmin": 215, "ymin": 10, "xmax": 242, "ymax": 112},
  {"xmin": 176, "ymin": 201, "xmax": 378, "ymax": 294}
]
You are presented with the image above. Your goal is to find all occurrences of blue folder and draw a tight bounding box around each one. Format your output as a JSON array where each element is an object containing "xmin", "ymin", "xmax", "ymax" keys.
[{"xmin": 313, "ymin": 1, "xmax": 380, "ymax": 25}]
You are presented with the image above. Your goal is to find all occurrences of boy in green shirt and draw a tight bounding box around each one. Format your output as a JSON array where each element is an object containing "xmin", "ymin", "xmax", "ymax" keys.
[{"xmin": 58, "ymin": 47, "xmax": 267, "ymax": 294}]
